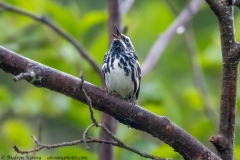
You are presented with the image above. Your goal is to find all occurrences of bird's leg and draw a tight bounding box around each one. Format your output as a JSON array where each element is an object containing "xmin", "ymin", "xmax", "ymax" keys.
[
  {"xmin": 105, "ymin": 87, "xmax": 115, "ymax": 95},
  {"xmin": 105, "ymin": 87, "xmax": 110, "ymax": 92}
]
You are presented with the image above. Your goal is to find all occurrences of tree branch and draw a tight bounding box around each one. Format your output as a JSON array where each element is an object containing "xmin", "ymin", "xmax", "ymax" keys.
[
  {"xmin": 13, "ymin": 135, "xmax": 168, "ymax": 160},
  {"xmin": 79, "ymin": 72, "xmax": 98, "ymax": 126},
  {"xmin": 13, "ymin": 72, "xmax": 32, "ymax": 82},
  {"xmin": 230, "ymin": 42, "xmax": 240, "ymax": 59},
  {"xmin": 30, "ymin": 120, "xmax": 43, "ymax": 157},
  {"xmin": 0, "ymin": 2, "xmax": 102, "ymax": 79},
  {"xmin": 205, "ymin": 1, "xmax": 238, "ymax": 159},
  {"xmin": 0, "ymin": 46, "xmax": 220, "ymax": 159},
  {"xmin": 220, "ymin": 0, "xmax": 240, "ymax": 8},
  {"xmin": 141, "ymin": 0, "xmax": 203, "ymax": 77}
]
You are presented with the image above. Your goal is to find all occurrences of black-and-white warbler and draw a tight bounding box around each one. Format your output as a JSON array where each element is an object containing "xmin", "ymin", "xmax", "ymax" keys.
[{"xmin": 101, "ymin": 26, "xmax": 141, "ymax": 104}]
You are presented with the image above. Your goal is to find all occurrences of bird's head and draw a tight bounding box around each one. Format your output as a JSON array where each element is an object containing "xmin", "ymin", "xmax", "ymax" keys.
[{"xmin": 111, "ymin": 25, "xmax": 135, "ymax": 52}]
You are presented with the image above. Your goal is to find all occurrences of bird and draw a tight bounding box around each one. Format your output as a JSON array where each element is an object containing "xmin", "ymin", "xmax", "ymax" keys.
[{"xmin": 101, "ymin": 26, "xmax": 141, "ymax": 104}]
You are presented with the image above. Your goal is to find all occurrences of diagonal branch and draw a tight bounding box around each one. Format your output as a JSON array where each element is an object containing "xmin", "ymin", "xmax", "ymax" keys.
[
  {"xmin": 0, "ymin": 46, "xmax": 220, "ymax": 160},
  {"xmin": 164, "ymin": 0, "xmax": 218, "ymax": 129},
  {"xmin": 141, "ymin": 0, "xmax": 203, "ymax": 77},
  {"xmin": 0, "ymin": 2, "xmax": 102, "ymax": 79}
]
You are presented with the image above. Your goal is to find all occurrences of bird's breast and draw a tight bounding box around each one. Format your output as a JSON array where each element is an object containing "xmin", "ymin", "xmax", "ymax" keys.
[{"xmin": 104, "ymin": 59, "xmax": 134, "ymax": 98}]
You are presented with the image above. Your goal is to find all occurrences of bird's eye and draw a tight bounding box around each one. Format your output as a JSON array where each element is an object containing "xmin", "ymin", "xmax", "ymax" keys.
[{"xmin": 125, "ymin": 38, "xmax": 130, "ymax": 44}]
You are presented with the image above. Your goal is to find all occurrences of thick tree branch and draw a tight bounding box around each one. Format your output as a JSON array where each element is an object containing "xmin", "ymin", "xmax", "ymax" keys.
[
  {"xmin": 15, "ymin": 73, "xmax": 169, "ymax": 160},
  {"xmin": 0, "ymin": 2, "xmax": 102, "ymax": 79},
  {"xmin": 205, "ymin": 1, "xmax": 238, "ymax": 159},
  {"xmin": 206, "ymin": 0, "xmax": 222, "ymax": 11},
  {"xmin": 0, "ymin": 46, "xmax": 220, "ymax": 159},
  {"xmin": 141, "ymin": 0, "xmax": 203, "ymax": 77}
]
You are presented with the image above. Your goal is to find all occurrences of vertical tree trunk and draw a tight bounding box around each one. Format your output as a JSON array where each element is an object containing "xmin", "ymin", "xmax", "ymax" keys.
[
  {"xmin": 205, "ymin": 1, "xmax": 238, "ymax": 159},
  {"xmin": 98, "ymin": 0, "xmax": 120, "ymax": 160}
]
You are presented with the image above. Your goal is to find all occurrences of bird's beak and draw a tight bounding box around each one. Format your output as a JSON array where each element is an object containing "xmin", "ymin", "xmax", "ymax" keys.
[{"xmin": 112, "ymin": 25, "xmax": 122, "ymax": 39}]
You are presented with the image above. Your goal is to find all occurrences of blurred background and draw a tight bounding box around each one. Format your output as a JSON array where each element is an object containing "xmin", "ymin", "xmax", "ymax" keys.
[{"xmin": 0, "ymin": 0, "xmax": 240, "ymax": 159}]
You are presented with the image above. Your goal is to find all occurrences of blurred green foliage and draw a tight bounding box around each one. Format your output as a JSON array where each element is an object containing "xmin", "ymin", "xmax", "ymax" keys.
[{"xmin": 0, "ymin": 0, "xmax": 240, "ymax": 159}]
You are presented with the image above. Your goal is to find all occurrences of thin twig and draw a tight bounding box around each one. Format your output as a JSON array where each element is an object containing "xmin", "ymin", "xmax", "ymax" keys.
[
  {"xmin": 13, "ymin": 136, "xmax": 92, "ymax": 154},
  {"xmin": 80, "ymin": 72, "xmax": 121, "ymax": 145},
  {"xmin": 0, "ymin": 2, "xmax": 102, "ymax": 78},
  {"xmin": 31, "ymin": 120, "xmax": 43, "ymax": 157},
  {"xmin": 31, "ymin": 135, "xmax": 41, "ymax": 146},
  {"xmin": 13, "ymin": 72, "xmax": 31, "ymax": 82},
  {"xmin": 83, "ymin": 123, "xmax": 95, "ymax": 150},
  {"xmin": 98, "ymin": 123, "xmax": 124, "ymax": 145},
  {"xmin": 79, "ymin": 72, "xmax": 98, "ymax": 126},
  {"xmin": 13, "ymin": 135, "xmax": 168, "ymax": 160},
  {"xmin": 13, "ymin": 145, "xmax": 44, "ymax": 154},
  {"xmin": 141, "ymin": 0, "xmax": 203, "ymax": 77}
]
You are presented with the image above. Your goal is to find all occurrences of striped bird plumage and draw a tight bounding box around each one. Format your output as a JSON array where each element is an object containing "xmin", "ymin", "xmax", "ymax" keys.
[{"xmin": 101, "ymin": 26, "xmax": 141, "ymax": 103}]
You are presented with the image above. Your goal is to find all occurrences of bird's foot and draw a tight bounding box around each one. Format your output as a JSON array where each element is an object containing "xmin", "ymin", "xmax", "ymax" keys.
[
  {"xmin": 129, "ymin": 98, "xmax": 137, "ymax": 107},
  {"xmin": 106, "ymin": 88, "xmax": 123, "ymax": 98}
]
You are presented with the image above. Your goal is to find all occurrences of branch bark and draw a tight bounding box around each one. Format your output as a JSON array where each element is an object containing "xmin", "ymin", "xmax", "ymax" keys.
[
  {"xmin": 0, "ymin": 46, "xmax": 220, "ymax": 160},
  {"xmin": 220, "ymin": 0, "xmax": 240, "ymax": 8},
  {"xmin": 205, "ymin": 0, "xmax": 239, "ymax": 159}
]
